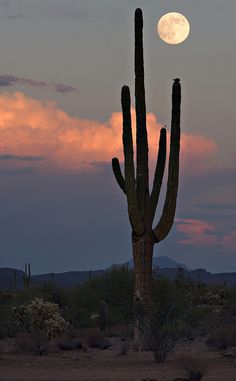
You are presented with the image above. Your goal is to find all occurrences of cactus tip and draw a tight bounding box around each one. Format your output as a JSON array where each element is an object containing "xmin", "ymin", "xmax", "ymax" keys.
[
  {"xmin": 135, "ymin": 8, "xmax": 142, "ymax": 14},
  {"xmin": 135, "ymin": 8, "xmax": 143, "ymax": 20},
  {"xmin": 121, "ymin": 85, "xmax": 130, "ymax": 97}
]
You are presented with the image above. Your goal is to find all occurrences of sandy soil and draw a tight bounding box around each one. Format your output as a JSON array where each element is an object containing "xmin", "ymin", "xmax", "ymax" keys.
[{"xmin": 0, "ymin": 338, "xmax": 236, "ymax": 381}]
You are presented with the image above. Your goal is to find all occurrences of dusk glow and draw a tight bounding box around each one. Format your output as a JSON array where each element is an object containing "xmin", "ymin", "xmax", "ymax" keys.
[{"xmin": 0, "ymin": 0, "xmax": 235, "ymax": 274}]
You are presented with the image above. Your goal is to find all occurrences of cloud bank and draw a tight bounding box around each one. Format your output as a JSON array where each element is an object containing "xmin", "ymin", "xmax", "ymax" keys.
[{"xmin": 0, "ymin": 91, "xmax": 217, "ymax": 173}]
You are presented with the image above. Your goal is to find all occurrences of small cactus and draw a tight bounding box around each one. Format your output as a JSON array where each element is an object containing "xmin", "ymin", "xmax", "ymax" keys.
[{"xmin": 23, "ymin": 263, "xmax": 31, "ymax": 289}]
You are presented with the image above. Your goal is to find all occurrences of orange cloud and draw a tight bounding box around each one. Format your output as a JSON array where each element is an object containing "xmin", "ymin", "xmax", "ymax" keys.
[
  {"xmin": 175, "ymin": 218, "xmax": 218, "ymax": 246},
  {"xmin": 0, "ymin": 92, "xmax": 217, "ymax": 172}
]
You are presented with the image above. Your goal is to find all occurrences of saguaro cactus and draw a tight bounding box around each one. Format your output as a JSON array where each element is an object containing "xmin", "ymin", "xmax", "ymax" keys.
[{"xmin": 112, "ymin": 9, "xmax": 181, "ymax": 309}]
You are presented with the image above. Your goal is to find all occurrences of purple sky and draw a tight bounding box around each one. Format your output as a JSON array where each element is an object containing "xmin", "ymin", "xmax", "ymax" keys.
[{"xmin": 0, "ymin": 0, "xmax": 235, "ymax": 273}]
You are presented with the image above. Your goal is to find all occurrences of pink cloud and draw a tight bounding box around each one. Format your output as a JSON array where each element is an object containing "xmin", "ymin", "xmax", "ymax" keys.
[
  {"xmin": 175, "ymin": 218, "xmax": 218, "ymax": 246},
  {"xmin": 175, "ymin": 217, "xmax": 236, "ymax": 252},
  {"xmin": 0, "ymin": 91, "xmax": 217, "ymax": 172}
]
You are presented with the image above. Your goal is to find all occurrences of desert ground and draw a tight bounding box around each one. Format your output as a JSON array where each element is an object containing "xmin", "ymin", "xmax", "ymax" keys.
[{"xmin": 0, "ymin": 337, "xmax": 236, "ymax": 381}]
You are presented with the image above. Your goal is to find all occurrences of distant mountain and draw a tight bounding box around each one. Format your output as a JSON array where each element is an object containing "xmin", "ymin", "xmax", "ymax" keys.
[
  {"xmin": 126, "ymin": 256, "xmax": 190, "ymax": 271},
  {"xmin": 1, "ymin": 260, "xmax": 236, "ymax": 289},
  {"xmin": 187, "ymin": 268, "xmax": 236, "ymax": 288},
  {"xmin": 0, "ymin": 268, "xmax": 105, "ymax": 290},
  {"xmin": 32, "ymin": 270, "xmax": 104, "ymax": 288},
  {"xmin": 0, "ymin": 268, "xmax": 25, "ymax": 290},
  {"xmin": 153, "ymin": 267, "xmax": 236, "ymax": 288}
]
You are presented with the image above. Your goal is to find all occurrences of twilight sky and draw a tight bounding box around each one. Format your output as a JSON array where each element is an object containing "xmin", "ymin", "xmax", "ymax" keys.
[{"xmin": 0, "ymin": 0, "xmax": 235, "ymax": 274}]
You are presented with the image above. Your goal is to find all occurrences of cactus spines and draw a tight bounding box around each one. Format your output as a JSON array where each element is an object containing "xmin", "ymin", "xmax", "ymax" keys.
[{"xmin": 112, "ymin": 9, "xmax": 181, "ymax": 308}]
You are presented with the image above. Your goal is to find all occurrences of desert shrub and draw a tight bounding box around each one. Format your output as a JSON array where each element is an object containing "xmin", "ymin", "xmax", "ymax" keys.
[
  {"xmin": 13, "ymin": 298, "xmax": 70, "ymax": 338},
  {"xmin": 0, "ymin": 291, "xmax": 29, "ymax": 338},
  {"xmin": 151, "ymin": 277, "xmax": 198, "ymax": 328},
  {"xmin": 64, "ymin": 269, "xmax": 213, "ymax": 333},
  {"xmin": 0, "ymin": 304, "xmax": 22, "ymax": 338},
  {"xmin": 98, "ymin": 300, "xmax": 108, "ymax": 332},
  {"xmin": 227, "ymin": 287, "xmax": 236, "ymax": 316},
  {"xmin": 57, "ymin": 329, "xmax": 83, "ymax": 350},
  {"xmin": 41, "ymin": 282, "xmax": 65, "ymax": 305},
  {"xmin": 107, "ymin": 323, "xmax": 133, "ymax": 339},
  {"xmin": 152, "ymin": 279, "xmax": 225, "ymax": 342},
  {"xmin": 119, "ymin": 340, "xmax": 130, "ymax": 355},
  {"xmin": 68, "ymin": 267, "xmax": 134, "ymax": 329},
  {"xmin": 206, "ymin": 324, "xmax": 236, "ymax": 350},
  {"xmin": 11, "ymin": 285, "xmax": 43, "ymax": 305},
  {"xmin": 143, "ymin": 306, "xmax": 182, "ymax": 363},
  {"xmin": 15, "ymin": 331, "xmax": 48, "ymax": 355},
  {"xmin": 58, "ymin": 335, "xmax": 77, "ymax": 350},
  {"xmin": 177, "ymin": 354, "xmax": 210, "ymax": 380},
  {"xmin": 82, "ymin": 328, "xmax": 111, "ymax": 349}
]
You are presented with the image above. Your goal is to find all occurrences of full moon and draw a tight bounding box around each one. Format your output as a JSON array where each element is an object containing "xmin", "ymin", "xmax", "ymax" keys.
[{"xmin": 157, "ymin": 12, "xmax": 190, "ymax": 45}]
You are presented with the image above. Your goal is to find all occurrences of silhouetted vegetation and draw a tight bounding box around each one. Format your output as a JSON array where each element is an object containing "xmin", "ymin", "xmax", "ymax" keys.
[
  {"xmin": 0, "ymin": 266, "xmax": 236, "ymax": 361},
  {"xmin": 177, "ymin": 354, "xmax": 210, "ymax": 380}
]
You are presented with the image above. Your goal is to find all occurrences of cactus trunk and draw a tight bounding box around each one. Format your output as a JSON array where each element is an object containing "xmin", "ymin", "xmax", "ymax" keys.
[{"xmin": 133, "ymin": 232, "xmax": 154, "ymax": 306}]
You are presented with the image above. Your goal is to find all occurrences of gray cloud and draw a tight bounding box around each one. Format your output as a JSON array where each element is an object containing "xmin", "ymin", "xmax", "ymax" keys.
[
  {"xmin": 196, "ymin": 202, "xmax": 236, "ymax": 211},
  {"xmin": 0, "ymin": 154, "xmax": 45, "ymax": 162},
  {"xmin": 82, "ymin": 160, "xmax": 110, "ymax": 169},
  {"xmin": 0, "ymin": 0, "xmax": 9, "ymax": 6},
  {"xmin": 2, "ymin": 166, "xmax": 34, "ymax": 175},
  {"xmin": 179, "ymin": 212, "xmax": 236, "ymax": 222},
  {"xmin": 54, "ymin": 84, "xmax": 80, "ymax": 94},
  {"xmin": 0, "ymin": 0, "xmax": 25, "ymax": 19},
  {"xmin": 0, "ymin": 1, "xmax": 90, "ymax": 21},
  {"xmin": 0, "ymin": 74, "xmax": 79, "ymax": 94},
  {"xmin": 41, "ymin": 2, "xmax": 89, "ymax": 20}
]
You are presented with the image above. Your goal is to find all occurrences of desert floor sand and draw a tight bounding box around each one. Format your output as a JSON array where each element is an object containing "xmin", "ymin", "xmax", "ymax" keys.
[{"xmin": 0, "ymin": 338, "xmax": 235, "ymax": 381}]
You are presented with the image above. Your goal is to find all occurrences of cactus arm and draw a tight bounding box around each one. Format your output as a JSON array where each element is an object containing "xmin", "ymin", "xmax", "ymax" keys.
[
  {"xmin": 112, "ymin": 157, "xmax": 126, "ymax": 194},
  {"xmin": 153, "ymin": 79, "xmax": 181, "ymax": 242},
  {"xmin": 135, "ymin": 9, "xmax": 149, "ymax": 219},
  {"xmin": 122, "ymin": 85, "xmax": 144, "ymax": 237},
  {"xmin": 150, "ymin": 127, "xmax": 167, "ymax": 223}
]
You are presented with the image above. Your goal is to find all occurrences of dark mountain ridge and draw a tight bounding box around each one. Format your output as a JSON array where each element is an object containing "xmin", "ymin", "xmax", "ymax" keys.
[{"xmin": 1, "ymin": 258, "xmax": 236, "ymax": 289}]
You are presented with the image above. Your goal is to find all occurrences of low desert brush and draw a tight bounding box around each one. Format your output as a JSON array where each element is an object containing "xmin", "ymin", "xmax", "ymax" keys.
[{"xmin": 177, "ymin": 354, "xmax": 210, "ymax": 381}]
